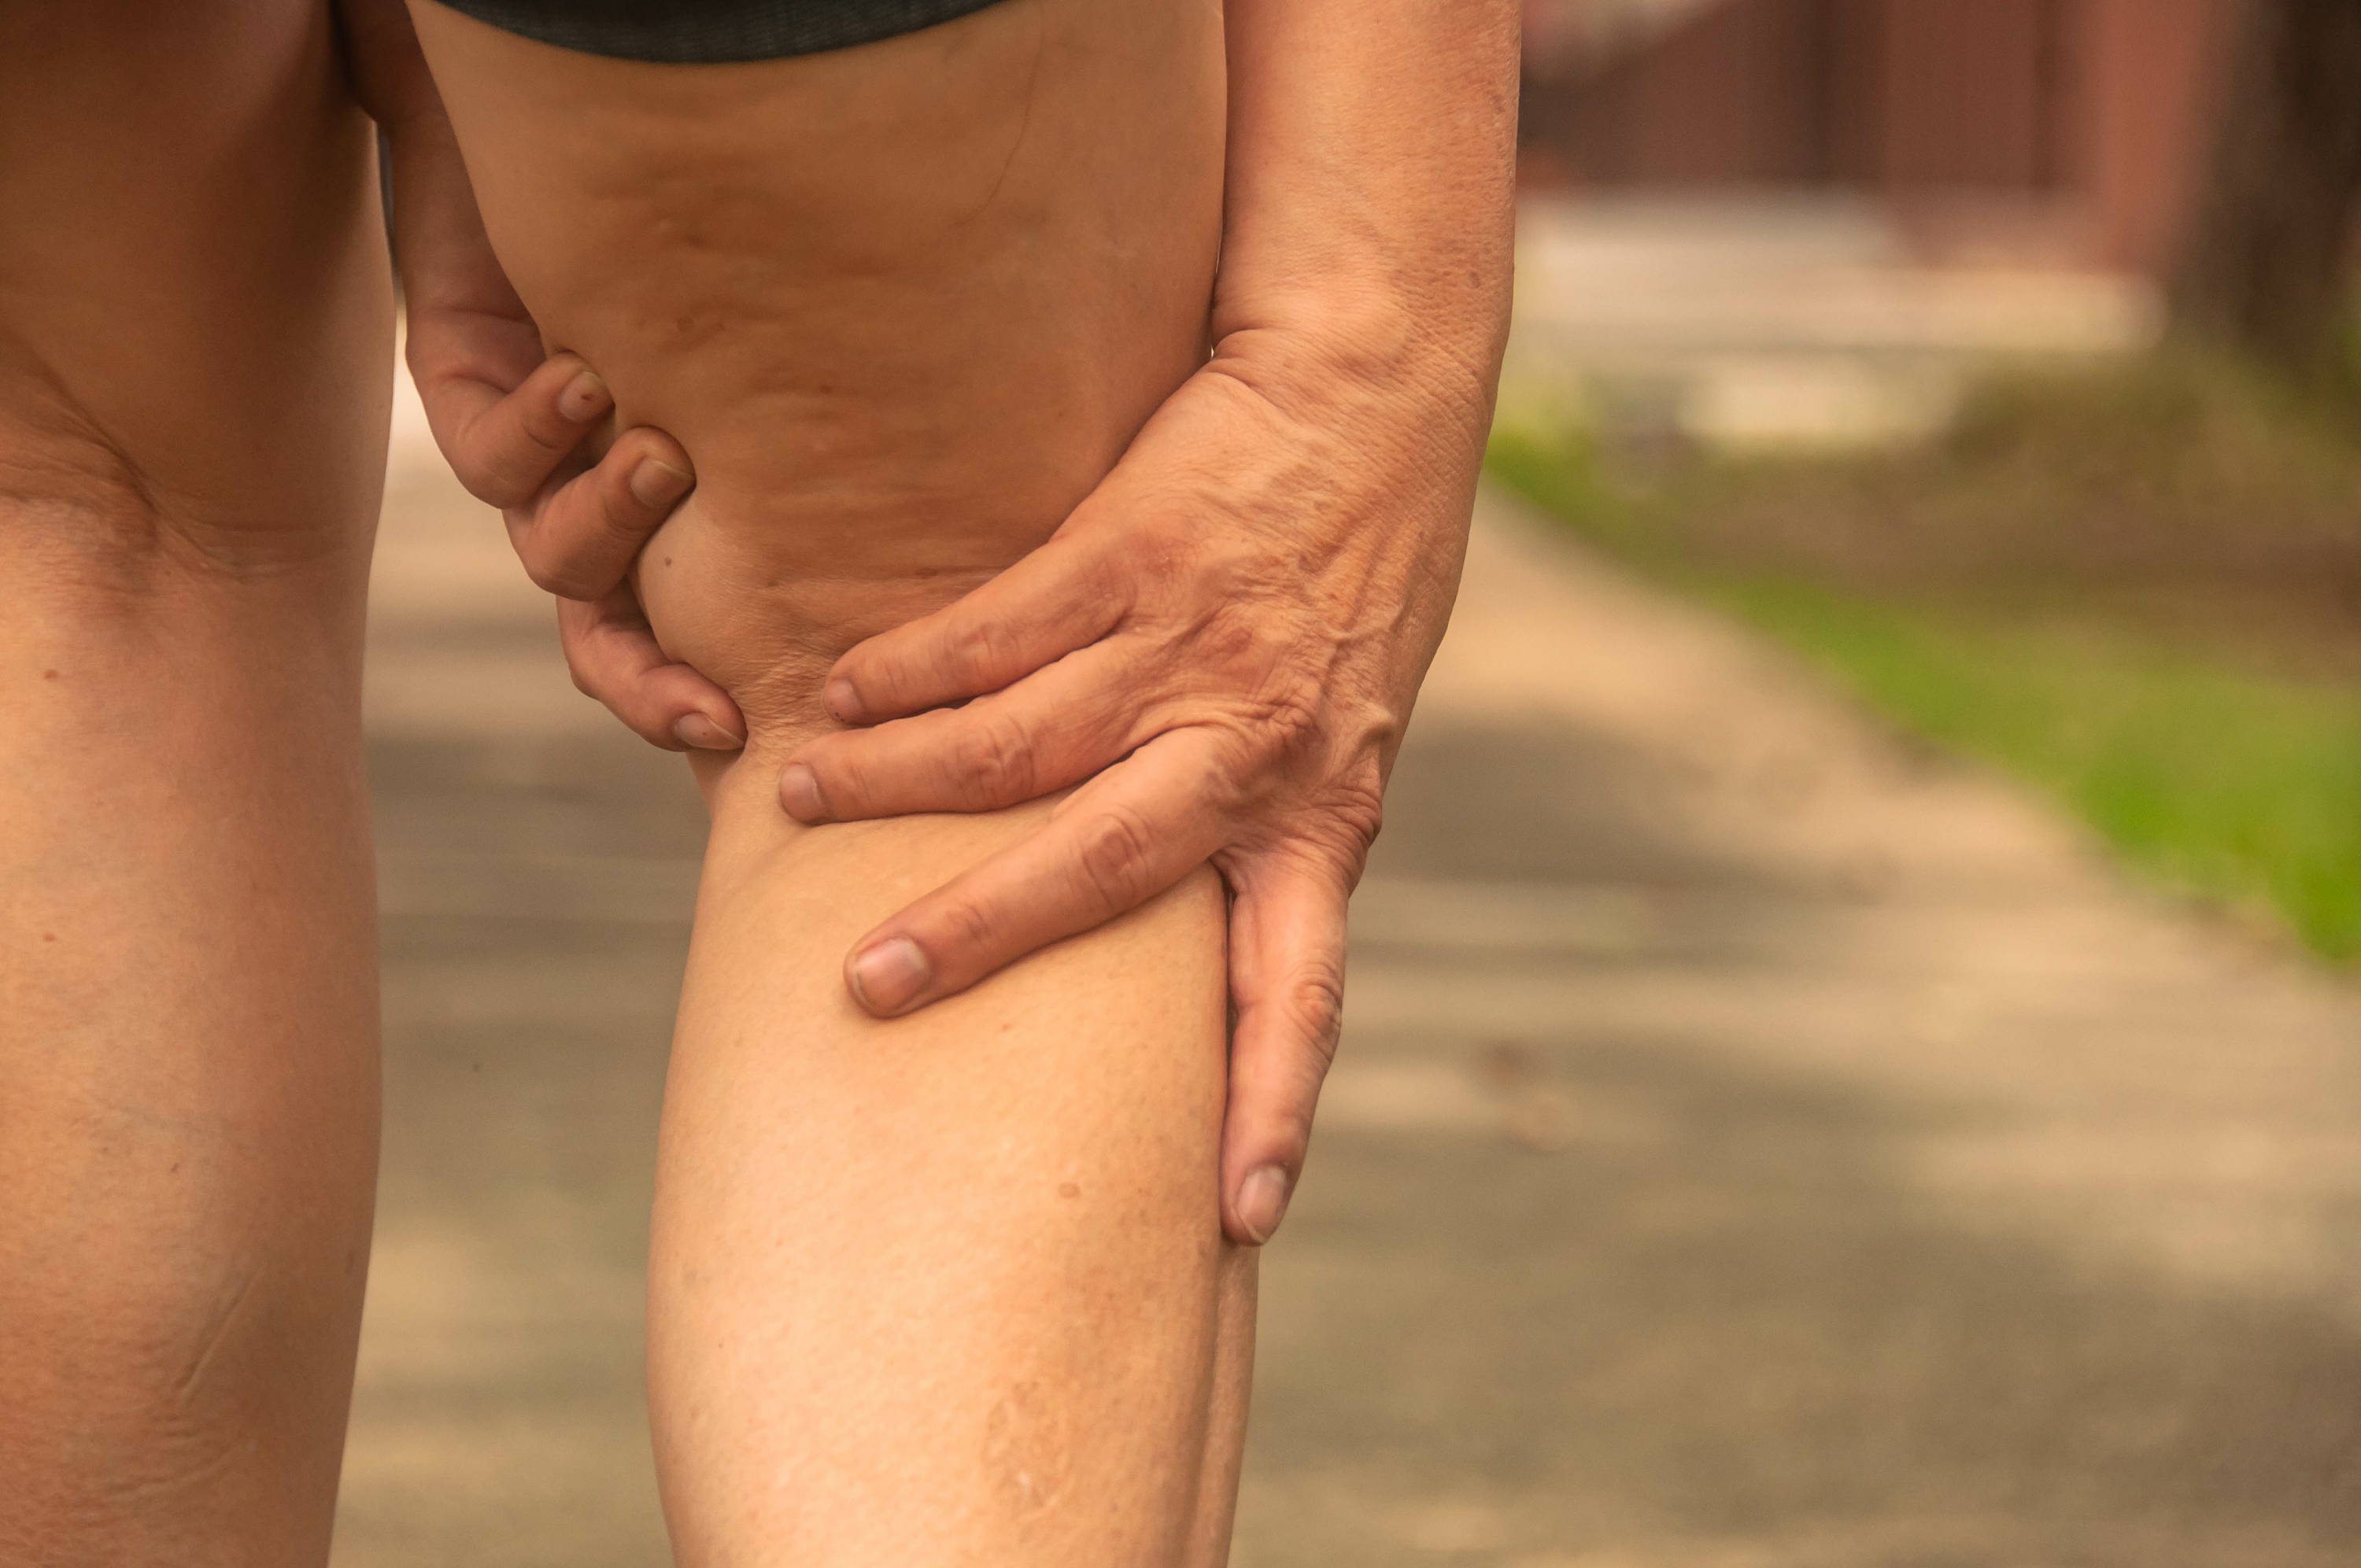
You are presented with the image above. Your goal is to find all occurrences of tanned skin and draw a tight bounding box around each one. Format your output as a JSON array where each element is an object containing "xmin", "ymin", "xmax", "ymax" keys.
[
  {"xmin": 408, "ymin": 0, "xmax": 1252, "ymax": 1561},
  {"xmin": 0, "ymin": 6, "xmax": 389, "ymax": 1561}
]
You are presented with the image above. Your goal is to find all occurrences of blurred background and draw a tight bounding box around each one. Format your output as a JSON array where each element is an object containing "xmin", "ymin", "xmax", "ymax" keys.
[{"xmin": 334, "ymin": 3, "xmax": 2361, "ymax": 1564}]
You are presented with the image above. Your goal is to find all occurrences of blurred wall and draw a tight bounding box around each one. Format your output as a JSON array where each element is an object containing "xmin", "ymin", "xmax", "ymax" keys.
[
  {"xmin": 1520, "ymin": 0, "xmax": 2244, "ymax": 272},
  {"xmin": 2080, "ymin": 0, "xmax": 2241, "ymax": 270}
]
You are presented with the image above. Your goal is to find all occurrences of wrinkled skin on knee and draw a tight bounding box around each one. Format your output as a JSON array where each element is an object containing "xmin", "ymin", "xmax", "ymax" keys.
[
  {"xmin": 409, "ymin": 0, "xmax": 1224, "ymax": 745},
  {"xmin": 0, "ymin": 3, "xmax": 390, "ymax": 589}
]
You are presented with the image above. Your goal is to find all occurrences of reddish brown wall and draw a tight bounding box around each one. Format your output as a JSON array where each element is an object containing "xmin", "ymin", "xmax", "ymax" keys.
[
  {"xmin": 1520, "ymin": 0, "xmax": 2244, "ymax": 272},
  {"xmin": 2076, "ymin": 0, "xmax": 2244, "ymax": 269},
  {"xmin": 1525, "ymin": 0, "xmax": 1842, "ymax": 184},
  {"xmin": 1868, "ymin": 0, "xmax": 2067, "ymax": 188}
]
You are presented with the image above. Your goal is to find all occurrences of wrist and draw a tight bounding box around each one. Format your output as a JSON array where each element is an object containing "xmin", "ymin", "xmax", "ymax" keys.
[{"xmin": 1211, "ymin": 280, "xmax": 1506, "ymax": 445}]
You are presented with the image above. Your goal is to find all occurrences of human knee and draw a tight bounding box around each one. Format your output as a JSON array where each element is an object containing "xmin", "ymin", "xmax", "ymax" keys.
[{"xmin": 0, "ymin": 411, "xmax": 371, "ymax": 602}]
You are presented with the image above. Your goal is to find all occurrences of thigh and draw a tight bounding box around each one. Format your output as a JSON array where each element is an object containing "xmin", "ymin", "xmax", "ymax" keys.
[
  {"xmin": 0, "ymin": 2, "xmax": 391, "ymax": 575},
  {"xmin": 409, "ymin": 0, "xmax": 1225, "ymax": 739}
]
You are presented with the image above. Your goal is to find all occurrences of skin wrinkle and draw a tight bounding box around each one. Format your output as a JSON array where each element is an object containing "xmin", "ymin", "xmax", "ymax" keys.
[
  {"xmin": 2, "ymin": 308, "xmax": 377, "ymax": 586},
  {"xmin": 0, "ymin": 341, "xmax": 170, "ymax": 558},
  {"xmin": 170, "ymin": 1269, "xmax": 257, "ymax": 1404},
  {"xmin": 5, "ymin": 1209, "xmax": 296, "ymax": 1532},
  {"xmin": 50, "ymin": 1419, "xmax": 246, "ymax": 1527}
]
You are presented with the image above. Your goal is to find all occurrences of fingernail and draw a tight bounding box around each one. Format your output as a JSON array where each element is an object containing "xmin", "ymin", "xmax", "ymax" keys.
[
  {"xmin": 778, "ymin": 762, "xmax": 828, "ymax": 822},
  {"xmin": 848, "ymin": 936, "xmax": 930, "ymax": 1015},
  {"xmin": 823, "ymin": 677, "xmax": 862, "ymax": 725},
  {"xmin": 673, "ymin": 713, "xmax": 742, "ymax": 751},
  {"xmin": 1236, "ymin": 1166, "xmax": 1294, "ymax": 1245},
  {"xmin": 630, "ymin": 456, "xmax": 693, "ymax": 508},
  {"xmin": 558, "ymin": 367, "xmax": 611, "ymax": 422}
]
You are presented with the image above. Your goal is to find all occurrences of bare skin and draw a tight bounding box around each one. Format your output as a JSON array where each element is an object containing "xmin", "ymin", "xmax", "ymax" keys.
[
  {"xmin": 0, "ymin": 4, "xmax": 390, "ymax": 1561},
  {"xmin": 408, "ymin": 0, "xmax": 1253, "ymax": 1560},
  {"xmin": 447, "ymin": 0, "xmax": 1520, "ymax": 1249},
  {"xmin": 787, "ymin": 0, "xmax": 1519, "ymax": 1250}
]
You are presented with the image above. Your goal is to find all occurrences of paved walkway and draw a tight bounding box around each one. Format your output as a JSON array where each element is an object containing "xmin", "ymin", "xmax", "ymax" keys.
[{"xmin": 334, "ymin": 394, "xmax": 2361, "ymax": 1566}]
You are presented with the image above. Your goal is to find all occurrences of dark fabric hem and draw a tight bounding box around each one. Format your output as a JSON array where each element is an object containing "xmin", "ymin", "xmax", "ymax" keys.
[{"xmin": 436, "ymin": 0, "xmax": 1014, "ymax": 64}]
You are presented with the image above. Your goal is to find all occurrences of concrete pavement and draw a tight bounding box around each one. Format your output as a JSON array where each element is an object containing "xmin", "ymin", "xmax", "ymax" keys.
[{"xmin": 333, "ymin": 397, "xmax": 2361, "ymax": 1566}]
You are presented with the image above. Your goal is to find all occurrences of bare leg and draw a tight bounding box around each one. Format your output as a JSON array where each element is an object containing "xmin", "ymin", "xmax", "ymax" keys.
[
  {"xmin": 0, "ymin": 5, "xmax": 391, "ymax": 1562},
  {"xmin": 652, "ymin": 779, "xmax": 1236, "ymax": 1563},
  {"xmin": 409, "ymin": 0, "xmax": 1248, "ymax": 1559}
]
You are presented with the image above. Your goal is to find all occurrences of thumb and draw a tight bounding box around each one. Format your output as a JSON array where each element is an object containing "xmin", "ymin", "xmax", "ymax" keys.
[{"xmin": 1217, "ymin": 851, "xmax": 1351, "ymax": 1246}]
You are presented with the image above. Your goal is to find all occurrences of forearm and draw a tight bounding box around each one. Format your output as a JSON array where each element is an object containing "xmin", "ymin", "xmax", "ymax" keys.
[{"xmin": 1217, "ymin": 0, "xmax": 1518, "ymax": 407}]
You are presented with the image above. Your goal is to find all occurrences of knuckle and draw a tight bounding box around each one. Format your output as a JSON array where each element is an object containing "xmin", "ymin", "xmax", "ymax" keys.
[
  {"xmin": 461, "ymin": 447, "xmax": 538, "ymax": 511},
  {"xmin": 1179, "ymin": 622, "xmax": 1323, "ymax": 732},
  {"xmin": 1203, "ymin": 677, "xmax": 1325, "ymax": 783},
  {"xmin": 520, "ymin": 403, "xmax": 578, "ymax": 455},
  {"xmin": 1253, "ymin": 677, "xmax": 1328, "ymax": 752},
  {"xmin": 949, "ymin": 715, "xmax": 1037, "ymax": 802},
  {"xmin": 545, "ymin": 562, "xmax": 604, "ymax": 600},
  {"xmin": 948, "ymin": 618, "xmax": 1021, "ymax": 690},
  {"xmin": 1283, "ymin": 961, "xmax": 1348, "ymax": 1067},
  {"xmin": 1071, "ymin": 804, "xmax": 1162, "ymax": 914},
  {"xmin": 1327, "ymin": 758, "xmax": 1387, "ymax": 847},
  {"xmin": 599, "ymin": 463, "xmax": 663, "ymax": 540},
  {"xmin": 929, "ymin": 893, "xmax": 1000, "ymax": 963},
  {"xmin": 511, "ymin": 516, "xmax": 602, "ymax": 600},
  {"xmin": 460, "ymin": 470, "xmax": 521, "ymax": 510},
  {"xmin": 801, "ymin": 743, "xmax": 874, "ymax": 812},
  {"xmin": 1191, "ymin": 595, "xmax": 1275, "ymax": 660},
  {"xmin": 828, "ymin": 650, "xmax": 884, "ymax": 711},
  {"xmin": 822, "ymin": 749, "xmax": 877, "ymax": 808},
  {"xmin": 1067, "ymin": 535, "xmax": 1133, "ymax": 606},
  {"xmin": 1189, "ymin": 533, "xmax": 1286, "ymax": 606},
  {"xmin": 517, "ymin": 546, "xmax": 575, "ymax": 598}
]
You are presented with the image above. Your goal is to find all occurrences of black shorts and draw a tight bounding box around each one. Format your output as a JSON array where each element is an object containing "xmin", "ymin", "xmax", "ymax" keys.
[{"xmin": 432, "ymin": 0, "xmax": 1017, "ymax": 64}]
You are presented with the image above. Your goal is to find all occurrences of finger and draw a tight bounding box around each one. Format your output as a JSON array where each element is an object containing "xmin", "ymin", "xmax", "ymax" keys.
[
  {"xmin": 402, "ymin": 293, "xmax": 541, "ymax": 407},
  {"xmin": 780, "ymin": 641, "xmax": 1143, "ymax": 824},
  {"xmin": 507, "ymin": 425, "xmax": 696, "ymax": 600},
  {"xmin": 427, "ymin": 352, "xmax": 614, "ymax": 511},
  {"xmin": 824, "ymin": 530, "xmax": 1128, "ymax": 725},
  {"xmin": 1216, "ymin": 855, "xmax": 1351, "ymax": 1246},
  {"xmin": 401, "ymin": 293, "xmax": 544, "ymax": 425},
  {"xmin": 556, "ymin": 589, "xmax": 744, "ymax": 753},
  {"xmin": 837, "ymin": 730, "xmax": 1231, "ymax": 1016}
]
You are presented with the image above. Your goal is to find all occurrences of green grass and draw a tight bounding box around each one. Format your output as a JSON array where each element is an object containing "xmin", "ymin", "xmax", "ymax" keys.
[{"xmin": 1487, "ymin": 412, "xmax": 2361, "ymax": 962}]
